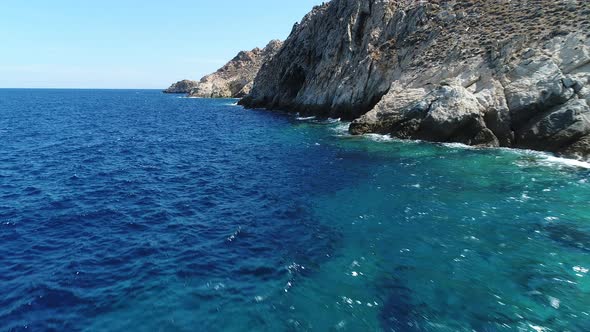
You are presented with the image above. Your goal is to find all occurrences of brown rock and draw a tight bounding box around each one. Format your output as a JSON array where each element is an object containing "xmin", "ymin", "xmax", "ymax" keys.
[{"xmin": 189, "ymin": 40, "xmax": 283, "ymax": 98}]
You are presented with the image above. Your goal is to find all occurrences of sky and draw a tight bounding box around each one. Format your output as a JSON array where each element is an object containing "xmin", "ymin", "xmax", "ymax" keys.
[{"xmin": 0, "ymin": 0, "xmax": 324, "ymax": 89}]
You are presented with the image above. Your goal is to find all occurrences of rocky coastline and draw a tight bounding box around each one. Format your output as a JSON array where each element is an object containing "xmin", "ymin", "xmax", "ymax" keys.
[
  {"xmin": 238, "ymin": 0, "xmax": 590, "ymax": 160},
  {"xmin": 163, "ymin": 79, "xmax": 199, "ymax": 94},
  {"xmin": 165, "ymin": 40, "xmax": 283, "ymax": 99}
]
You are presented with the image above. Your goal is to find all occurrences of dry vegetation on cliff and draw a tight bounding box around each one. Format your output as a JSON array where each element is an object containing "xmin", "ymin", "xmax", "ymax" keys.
[{"xmin": 240, "ymin": 0, "xmax": 590, "ymax": 159}]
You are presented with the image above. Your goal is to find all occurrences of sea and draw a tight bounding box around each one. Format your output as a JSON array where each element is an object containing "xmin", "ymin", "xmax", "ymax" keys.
[{"xmin": 0, "ymin": 89, "xmax": 589, "ymax": 331}]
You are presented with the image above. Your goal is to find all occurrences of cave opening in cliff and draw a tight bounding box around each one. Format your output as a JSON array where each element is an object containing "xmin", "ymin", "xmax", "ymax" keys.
[{"xmin": 281, "ymin": 65, "xmax": 306, "ymax": 99}]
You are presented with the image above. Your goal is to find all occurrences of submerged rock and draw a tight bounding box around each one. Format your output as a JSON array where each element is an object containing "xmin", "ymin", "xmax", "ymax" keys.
[
  {"xmin": 544, "ymin": 222, "xmax": 590, "ymax": 253},
  {"xmin": 163, "ymin": 79, "xmax": 199, "ymax": 94},
  {"xmin": 187, "ymin": 40, "xmax": 283, "ymax": 98},
  {"xmin": 240, "ymin": 0, "xmax": 590, "ymax": 160}
]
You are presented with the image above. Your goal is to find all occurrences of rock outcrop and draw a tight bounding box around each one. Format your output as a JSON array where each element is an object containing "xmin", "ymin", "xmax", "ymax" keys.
[
  {"xmin": 187, "ymin": 40, "xmax": 283, "ymax": 98},
  {"xmin": 240, "ymin": 0, "xmax": 590, "ymax": 160},
  {"xmin": 163, "ymin": 79, "xmax": 199, "ymax": 94}
]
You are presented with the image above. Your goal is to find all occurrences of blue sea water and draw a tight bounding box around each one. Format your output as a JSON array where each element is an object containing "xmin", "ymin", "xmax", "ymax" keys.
[{"xmin": 0, "ymin": 89, "xmax": 589, "ymax": 332}]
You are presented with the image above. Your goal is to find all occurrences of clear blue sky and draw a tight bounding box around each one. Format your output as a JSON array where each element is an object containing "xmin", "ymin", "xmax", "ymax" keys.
[{"xmin": 0, "ymin": 0, "xmax": 323, "ymax": 89}]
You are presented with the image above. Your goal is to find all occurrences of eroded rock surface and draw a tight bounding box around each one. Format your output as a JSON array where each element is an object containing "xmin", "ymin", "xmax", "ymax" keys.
[
  {"xmin": 240, "ymin": 0, "xmax": 590, "ymax": 159},
  {"xmin": 188, "ymin": 40, "xmax": 283, "ymax": 98},
  {"xmin": 350, "ymin": 32, "xmax": 590, "ymax": 158}
]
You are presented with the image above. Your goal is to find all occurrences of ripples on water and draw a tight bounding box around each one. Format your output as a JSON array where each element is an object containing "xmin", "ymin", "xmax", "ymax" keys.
[{"xmin": 0, "ymin": 90, "xmax": 589, "ymax": 331}]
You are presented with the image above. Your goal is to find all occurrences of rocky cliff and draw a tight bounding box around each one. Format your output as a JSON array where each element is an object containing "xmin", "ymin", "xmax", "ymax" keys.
[
  {"xmin": 163, "ymin": 79, "xmax": 199, "ymax": 94},
  {"xmin": 240, "ymin": 0, "xmax": 590, "ymax": 160},
  {"xmin": 186, "ymin": 40, "xmax": 283, "ymax": 98}
]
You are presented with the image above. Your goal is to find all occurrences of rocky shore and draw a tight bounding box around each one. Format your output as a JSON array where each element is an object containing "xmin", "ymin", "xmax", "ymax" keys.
[
  {"xmin": 163, "ymin": 79, "xmax": 199, "ymax": 94},
  {"xmin": 165, "ymin": 40, "xmax": 283, "ymax": 98},
  {"xmin": 239, "ymin": 0, "xmax": 590, "ymax": 160}
]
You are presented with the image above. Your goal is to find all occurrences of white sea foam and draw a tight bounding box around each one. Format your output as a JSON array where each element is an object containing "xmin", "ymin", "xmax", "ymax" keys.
[
  {"xmin": 364, "ymin": 133, "xmax": 395, "ymax": 142},
  {"xmin": 317, "ymin": 117, "xmax": 589, "ymax": 168},
  {"xmin": 540, "ymin": 155, "xmax": 590, "ymax": 169},
  {"xmin": 512, "ymin": 149, "xmax": 590, "ymax": 169},
  {"xmin": 330, "ymin": 126, "xmax": 589, "ymax": 168},
  {"xmin": 365, "ymin": 134, "xmax": 428, "ymax": 146},
  {"xmin": 296, "ymin": 116, "xmax": 317, "ymax": 121},
  {"xmin": 432, "ymin": 144, "xmax": 590, "ymax": 169},
  {"xmin": 331, "ymin": 122, "xmax": 351, "ymax": 135},
  {"xmin": 440, "ymin": 142, "xmax": 477, "ymax": 149}
]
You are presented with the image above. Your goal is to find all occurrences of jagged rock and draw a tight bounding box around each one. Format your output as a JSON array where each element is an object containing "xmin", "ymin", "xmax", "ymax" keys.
[
  {"xmin": 241, "ymin": 0, "xmax": 590, "ymax": 160},
  {"xmin": 163, "ymin": 80, "xmax": 199, "ymax": 94},
  {"xmin": 417, "ymin": 85, "xmax": 488, "ymax": 144},
  {"xmin": 240, "ymin": 1, "xmax": 406, "ymax": 118},
  {"xmin": 350, "ymin": 84, "xmax": 497, "ymax": 146},
  {"xmin": 187, "ymin": 40, "xmax": 283, "ymax": 98},
  {"xmin": 503, "ymin": 58, "xmax": 574, "ymax": 128},
  {"xmin": 562, "ymin": 135, "xmax": 590, "ymax": 160},
  {"xmin": 517, "ymin": 99, "xmax": 590, "ymax": 152}
]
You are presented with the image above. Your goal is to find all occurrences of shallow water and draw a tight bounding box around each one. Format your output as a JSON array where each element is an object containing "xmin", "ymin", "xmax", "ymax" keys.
[{"xmin": 0, "ymin": 90, "xmax": 589, "ymax": 331}]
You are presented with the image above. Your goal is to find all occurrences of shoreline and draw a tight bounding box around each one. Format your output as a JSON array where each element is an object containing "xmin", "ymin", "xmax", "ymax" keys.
[{"xmin": 238, "ymin": 103, "xmax": 590, "ymax": 168}]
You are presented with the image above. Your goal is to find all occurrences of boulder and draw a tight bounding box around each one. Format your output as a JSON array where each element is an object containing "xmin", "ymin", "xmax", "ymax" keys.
[
  {"xmin": 516, "ymin": 99, "xmax": 590, "ymax": 152},
  {"xmin": 352, "ymin": 84, "xmax": 498, "ymax": 147}
]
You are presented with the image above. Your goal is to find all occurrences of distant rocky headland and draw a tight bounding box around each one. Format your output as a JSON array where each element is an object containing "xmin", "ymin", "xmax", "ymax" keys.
[
  {"xmin": 177, "ymin": 0, "xmax": 590, "ymax": 160},
  {"xmin": 164, "ymin": 40, "xmax": 283, "ymax": 98},
  {"xmin": 163, "ymin": 79, "xmax": 199, "ymax": 94}
]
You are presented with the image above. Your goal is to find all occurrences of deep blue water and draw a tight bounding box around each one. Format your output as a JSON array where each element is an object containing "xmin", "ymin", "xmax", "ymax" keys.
[{"xmin": 0, "ymin": 89, "xmax": 589, "ymax": 332}]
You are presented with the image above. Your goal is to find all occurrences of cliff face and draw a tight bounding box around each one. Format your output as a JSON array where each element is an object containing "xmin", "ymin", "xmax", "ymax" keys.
[
  {"xmin": 187, "ymin": 40, "xmax": 283, "ymax": 98},
  {"xmin": 163, "ymin": 79, "xmax": 199, "ymax": 94},
  {"xmin": 240, "ymin": 0, "xmax": 590, "ymax": 160}
]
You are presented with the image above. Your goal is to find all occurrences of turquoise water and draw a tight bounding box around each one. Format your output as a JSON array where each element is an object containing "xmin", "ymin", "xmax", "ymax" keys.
[{"xmin": 0, "ymin": 90, "xmax": 589, "ymax": 331}]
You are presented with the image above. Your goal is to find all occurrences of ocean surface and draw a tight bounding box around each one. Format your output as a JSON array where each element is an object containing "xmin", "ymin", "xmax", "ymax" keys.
[{"xmin": 0, "ymin": 89, "xmax": 589, "ymax": 332}]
